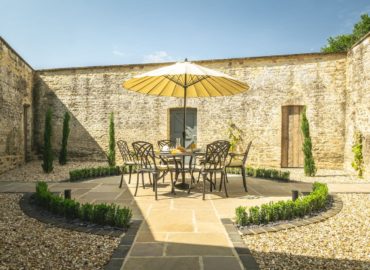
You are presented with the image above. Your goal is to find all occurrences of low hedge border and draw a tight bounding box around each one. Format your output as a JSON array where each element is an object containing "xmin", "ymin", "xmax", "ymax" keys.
[
  {"xmin": 237, "ymin": 195, "xmax": 342, "ymax": 236},
  {"xmin": 226, "ymin": 166, "xmax": 290, "ymax": 181},
  {"xmin": 69, "ymin": 166, "xmax": 121, "ymax": 182},
  {"xmin": 235, "ymin": 182, "xmax": 330, "ymax": 226},
  {"xmin": 35, "ymin": 181, "xmax": 132, "ymax": 229}
]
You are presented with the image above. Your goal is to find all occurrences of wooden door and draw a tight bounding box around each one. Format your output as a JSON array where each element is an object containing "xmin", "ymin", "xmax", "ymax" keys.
[
  {"xmin": 281, "ymin": 106, "xmax": 304, "ymax": 167},
  {"xmin": 170, "ymin": 108, "xmax": 197, "ymax": 148}
]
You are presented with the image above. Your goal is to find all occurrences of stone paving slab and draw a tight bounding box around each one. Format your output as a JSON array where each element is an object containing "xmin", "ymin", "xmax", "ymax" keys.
[{"xmin": 122, "ymin": 257, "xmax": 200, "ymax": 270}]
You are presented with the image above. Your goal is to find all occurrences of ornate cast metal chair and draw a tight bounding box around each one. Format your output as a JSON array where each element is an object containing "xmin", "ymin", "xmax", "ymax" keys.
[
  {"xmin": 189, "ymin": 140, "xmax": 230, "ymax": 200},
  {"xmin": 158, "ymin": 139, "xmax": 176, "ymax": 150},
  {"xmin": 117, "ymin": 140, "xmax": 137, "ymax": 188},
  {"xmin": 225, "ymin": 141, "xmax": 252, "ymax": 192},
  {"xmin": 157, "ymin": 139, "xmax": 182, "ymax": 182},
  {"xmin": 132, "ymin": 141, "xmax": 176, "ymax": 200}
]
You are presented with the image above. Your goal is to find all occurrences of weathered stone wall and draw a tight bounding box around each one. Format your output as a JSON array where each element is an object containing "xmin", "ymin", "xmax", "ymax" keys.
[
  {"xmin": 35, "ymin": 52, "xmax": 347, "ymax": 169},
  {"xmin": 344, "ymin": 33, "xmax": 370, "ymax": 178},
  {"xmin": 0, "ymin": 37, "xmax": 34, "ymax": 174}
]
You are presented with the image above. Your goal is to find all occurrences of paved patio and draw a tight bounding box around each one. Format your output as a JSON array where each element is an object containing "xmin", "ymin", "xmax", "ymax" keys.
[{"xmin": 0, "ymin": 174, "xmax": 369, "ymax": 270}]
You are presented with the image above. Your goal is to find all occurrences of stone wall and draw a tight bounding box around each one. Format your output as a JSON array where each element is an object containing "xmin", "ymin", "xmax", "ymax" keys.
[
  {"xmin": 35, "ymin": 52, "xmax": 347, "ymax": 169},
  {"xmin": 0, "ymin": 37, "xmax": 34, "ymax": 174},
  {"xmin": 344, "ymin": 33, "xmax": 370, "ymax": 177}
]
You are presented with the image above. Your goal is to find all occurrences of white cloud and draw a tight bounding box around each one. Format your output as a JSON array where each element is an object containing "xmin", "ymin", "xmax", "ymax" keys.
[
  {"xmin": 143, "ymin": 51, "xmax": 173, "ymax": 63},
  {"xmin": 112, "ymin": 49, "xmax": 126, "ymax": 57}
]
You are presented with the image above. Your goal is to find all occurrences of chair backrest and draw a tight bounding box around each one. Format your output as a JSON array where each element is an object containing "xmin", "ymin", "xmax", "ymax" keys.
[
  {"xmin": 158, "ymin": 140, "xmax": 175, "ymax": 150},
  {"xmin": 204, "ymin": 140, "xmax": 230, "ymax": 170},
  {"xmin": 132, "ymin": 141, "xmax": 157, "ymax": 170},
  {"xmin": 242, "ymin": 141, "xmax": 253, "ymax": 166},
  {"xmin": 117, "ymin": 140, "xmax": 135, "ymax": 163}
]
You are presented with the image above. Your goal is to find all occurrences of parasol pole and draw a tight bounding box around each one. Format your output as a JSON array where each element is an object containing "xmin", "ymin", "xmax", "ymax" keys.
[{"xmin": 183, "ymin": 73, "xmax": 187, "ymax": 147}]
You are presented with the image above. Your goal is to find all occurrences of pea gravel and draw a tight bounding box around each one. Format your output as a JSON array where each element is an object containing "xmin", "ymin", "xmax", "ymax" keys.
[
  {"xmin": 0, "ymin": 193, "xmax": 120, "ymax": 270},
  {"xmin": 243, "ymin": 193, "xmax": 370, "ymax": 270}
]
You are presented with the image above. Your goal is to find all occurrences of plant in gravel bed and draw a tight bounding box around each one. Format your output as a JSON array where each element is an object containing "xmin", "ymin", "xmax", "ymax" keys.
[
  {"xmin": 236, "ymin": 182, "xmax": 329, "ymax": 226},
  {"xmin": 59, "ymin": 112, "xmax": 70, "ymax": 165},
  {"xmin": 115, "ymin": 207, "xmax": 133, "ymax": 228},
  {"xmin": 301, "ymin": 107, "xmax": 317, "ymax": 176},
  {"xmin": 235, "ymin": 206, "xmax": 248, "ymax": 225},
  {"xmin": 34, "ymin": 182, "xmax": 132, "ymax": 228},
  {"xmin": 92, "ymin": 204, "xmax": 110, "ymax": 225},
  {"xmin": 42, "ymin": 108, "xmax": 54, "ymax": 173},
  {"xmin": 107, "ymin": 112, "xmax": 116, "ymax": 166},
  {"xmin": 80, "ymin": 203, "xmax": 94, "ymax": 221},
  {"xmin": 64, "ymin": 199, "xmax": 80, "ymax": 219}
]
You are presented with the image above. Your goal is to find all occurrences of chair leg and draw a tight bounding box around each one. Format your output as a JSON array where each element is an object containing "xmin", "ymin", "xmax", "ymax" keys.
[
  {"xmin": 170, "ymin": 171, "xmax": 176, "ymax": 195},
  {"xmin": 141, "ymin": 172, "xmax": 145, "ymax": 189},
  {"xmin": 148, "ymin": 173, "xmax": 152, "ymax": 185},
  {"xmin": 222, "ymin": 172, "xmax": 229, "ymax": 197},
  {"xmin": 241, "ymin": 167, "xmax": 247, "ymax": 192},
  {"xmin": 219, "ymin": 173, "xmax": 223, "ymax": 191},
  {"xmin": 153, "ymin": 172, "xmax": 158, "ymax": 200},
  {"xmin": 119, "ymin": 172, "xmax": 124, "ymax": 188},
  {"xmin": 128, "ymin": 165, "xmax": 133, "ymax": 184},
  {"xmin": 202, "ymin": 171, "xmax": 207, "ymax": 200},
  {"xmin": 134, "ymin": 171, "xmax": 140, "ymax": 196}
]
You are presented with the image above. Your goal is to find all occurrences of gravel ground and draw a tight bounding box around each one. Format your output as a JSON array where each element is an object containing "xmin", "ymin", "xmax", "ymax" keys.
[
  {"xmin": 243, "ymin": 193, "xmax": 370, "ymax": 270},
  {"xmin": 0, "ymin": 193, "xmax": 120, "ymax": 270},
  {"xmin": 287, "ymin": 168, "xmax": 370, "ymax": 184},
  {"xmin": 0, "ymin": 160, "xmax": 108, "ymax": 182}
]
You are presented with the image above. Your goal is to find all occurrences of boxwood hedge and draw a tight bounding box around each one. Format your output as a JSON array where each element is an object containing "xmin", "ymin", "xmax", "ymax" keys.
[
  {"xmin": 34, "ymin": 181, "xmax": 132, "ymax": 228},
  {"xmin": 226, "ymin": 166, "xmax": 290, "ymax": 181},
  {"xmin": 69, "ymin": 166, "xmax": 121, "ymax": 182},
  {"xmin": 235, "ymin": 182, "xmax": 329, "ymax": 226}
]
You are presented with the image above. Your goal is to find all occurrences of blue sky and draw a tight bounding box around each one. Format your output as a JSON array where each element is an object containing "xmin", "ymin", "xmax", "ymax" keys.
[{"xmin": 1, "ymin": 0, "xmax": 369, "ymax": 69}]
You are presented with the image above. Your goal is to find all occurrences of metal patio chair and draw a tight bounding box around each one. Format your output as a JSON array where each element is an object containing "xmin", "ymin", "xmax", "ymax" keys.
[
  {"xmin": 117, "ymin": 140, "xmax": 137, "ymax": 188},
  {"xmin": 225, "ymin": 141, "xmax": 252, "ymax": 192},
  {"xmin": 132, "ymin": 141, "xmax": 176, "ymax": 200},
  {"xmin": 189, "ymin": 140, "xmax": 230, "ymax": 200}
]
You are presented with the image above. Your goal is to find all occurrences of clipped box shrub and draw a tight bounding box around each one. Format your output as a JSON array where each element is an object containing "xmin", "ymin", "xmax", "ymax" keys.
[
  {"xmin": 34, "ymin": 181, "xmax": 132, "ymax": 228},
  {"xmin": 69, "ymin": 166, "xmax": 121, "ymax": 182},
  {"xmin": 235, "ymin": 182, "xmax": 329, "ymax": 226}
]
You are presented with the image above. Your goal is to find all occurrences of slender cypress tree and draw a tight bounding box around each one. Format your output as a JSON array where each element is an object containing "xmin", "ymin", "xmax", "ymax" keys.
[
  {"xmin": 59, "ymin": 112, "xmax": 70, "ymax": 165},
  {"xmin": 301, "ymin": 107, "xmax": 316, "ymax": 176},
  {"xmin": 107, "ymin": 112, "xmax": 116, "ymax": 166},
  {"xmin": 42, "ymin": 108, "xmax": 54, "ymax": 173}
]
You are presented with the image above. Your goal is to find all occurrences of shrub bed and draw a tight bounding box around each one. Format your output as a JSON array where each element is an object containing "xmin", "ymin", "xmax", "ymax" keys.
[
  {"xmin": 69, "ymin": 166, "xmax": 121, "ymax": 182},
  {"xmin": 235, "ymin": 182, "xmax": 329, "ymax": 226},
  {"xmin": 34, "ymin": 181, "xmax": 132, "ymax": 228},
  {"xmin": 226, "ymin": 166, "xmax": 290, "ymax": 181}
]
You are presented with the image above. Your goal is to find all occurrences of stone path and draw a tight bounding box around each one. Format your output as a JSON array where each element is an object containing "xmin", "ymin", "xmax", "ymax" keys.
[{"xmin": 0, "ymin": 175, "xmax": 369, "ymax": 270}]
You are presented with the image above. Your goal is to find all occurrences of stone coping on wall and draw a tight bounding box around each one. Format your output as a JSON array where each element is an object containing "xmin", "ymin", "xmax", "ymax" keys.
[
  {"xmin": 36, "ymin": 51, "xmax": 346, "ymax": 73},
  {"xmin": 237, "ymin": 195, "xmax": 343, "ymax": 236}
]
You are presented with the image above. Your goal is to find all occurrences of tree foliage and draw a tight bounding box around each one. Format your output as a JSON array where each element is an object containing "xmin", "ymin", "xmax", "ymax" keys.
[
  {"xmin": 301, "ymin": 107, "xmax": 316, "ymax": 176},
  {"xmin": 59, "ymin": 112, "xmax": 70, "ymax": 165},
  {"xmin": 107, "ymin": 112, "xmax": 116, "ymax": 166},
  {"xmin": 321, "ymin": 14, "xmax": 370, "ymax": 53},
  {"xmin": 42, "ymin": 108, "xmax": 54, "ymax": 173}
]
